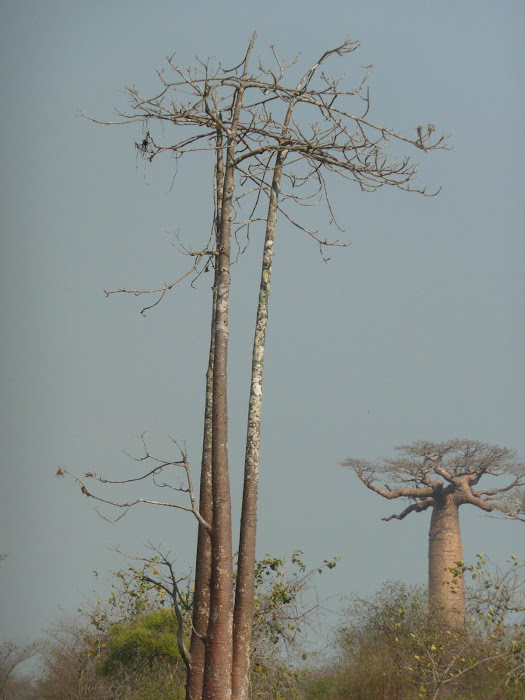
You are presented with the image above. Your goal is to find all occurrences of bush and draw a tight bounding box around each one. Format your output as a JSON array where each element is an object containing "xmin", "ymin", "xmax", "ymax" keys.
[
  {"xmin": 98, "ymin": 608, "xmax": 181, "ymax": 675},
  {"xmin": 38, "ymin": 610, "xmax": 186, "ymax": 700},
  {"xmin": 303, "ymin": 578, "xmax": 524, "ymax": 700}
]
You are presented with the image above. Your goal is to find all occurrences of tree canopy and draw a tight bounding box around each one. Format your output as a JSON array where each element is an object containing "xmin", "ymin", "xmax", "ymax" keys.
[{"xmin": 343, "ymin": 439, "xmax": 525, "ymax": 522}]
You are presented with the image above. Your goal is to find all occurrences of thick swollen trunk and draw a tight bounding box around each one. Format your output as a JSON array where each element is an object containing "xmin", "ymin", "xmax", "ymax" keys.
[
  {"xmin": 232, "ymin": 159, "xmax": 284, "ymax": 700},
  {"xmin": 428, "ymin": 495, "xmax": 465, "ymax": 626}
]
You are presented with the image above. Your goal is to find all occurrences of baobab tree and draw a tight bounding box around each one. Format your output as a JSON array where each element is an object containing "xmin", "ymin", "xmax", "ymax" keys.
[
  {"xmin": 60, "ymin": 35, "xmax": 447, "ymax": 700},
  {"xmin": 342, "ymin": 440, "xmax": 525, "ymax": 626}
]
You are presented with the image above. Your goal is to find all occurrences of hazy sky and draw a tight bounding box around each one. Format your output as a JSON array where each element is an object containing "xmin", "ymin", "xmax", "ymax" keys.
[{"xmin": 1, "ymin": 0, "xmax": 524, "ymax": 645}]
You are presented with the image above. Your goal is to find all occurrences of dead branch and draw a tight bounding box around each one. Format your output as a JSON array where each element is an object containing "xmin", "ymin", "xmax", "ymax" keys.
[{"xmin": 56, "ymin": 437, "xmax": 211, "ymax": 533}]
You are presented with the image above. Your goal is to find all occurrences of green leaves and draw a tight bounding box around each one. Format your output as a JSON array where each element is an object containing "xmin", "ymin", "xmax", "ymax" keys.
[{"xmin": 99, "ymin": 609, "xmax": 181, "ymax": 676}]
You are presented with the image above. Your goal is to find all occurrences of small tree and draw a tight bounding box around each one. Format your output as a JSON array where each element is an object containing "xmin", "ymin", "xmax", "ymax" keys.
[{"xmin": 342, "ymin": 440, "xmax": 525, "ymax": 626}]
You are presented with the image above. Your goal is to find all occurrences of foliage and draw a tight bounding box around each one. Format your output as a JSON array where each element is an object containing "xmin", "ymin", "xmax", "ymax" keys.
[
  {"xmin": 38, "ymin": 608, "xmax": 186, "ymax": 700},
  {"xmin": 38, "ymin": 568, "xmax": 187, "ymax": 700},
  {"xmin": 112, "ymin": 549, "xmax": 338, "ymax": 698},
  {"xmin": 98, "ymin": 609, "xmax": 182, "ymax": 675},
  {"xmin": 13, "ymin": 553, "xmax": 525, "ymax": 698},
  {"xmin": 38, "ymin": 615, "xmax": 115, "ymax": 700},
  {"xmin": 463, "ymin": 554, "xmax": 525, "ymax": 628},
  {"xmin": 249, "ymin": 551, "xmax": 338, "ymax": 699},
  {"xmin": 252, "ymin": 551, "xmax": 338, "ymax": 649},
  {"xmin": 36, "ymin": 550, "xmax": 336, "ymax": 700},
  {"xmin": 303, "ymin": 558, "xmax": 525, "ymax": 700},
  {"xmin": 89, "ymin": 560, "xmax": 191, "ymax": 633}
]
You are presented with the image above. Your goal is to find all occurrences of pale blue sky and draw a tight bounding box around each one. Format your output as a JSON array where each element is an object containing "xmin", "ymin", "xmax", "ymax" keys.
[{"xmin": 1, "ymin": 0, "xmax": 524, "ymax": 644}]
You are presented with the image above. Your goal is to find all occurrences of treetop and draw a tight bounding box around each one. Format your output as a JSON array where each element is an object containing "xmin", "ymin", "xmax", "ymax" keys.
[{"xmin": 342, "ymin": 439, "xmax": 525, "ymax": 522}]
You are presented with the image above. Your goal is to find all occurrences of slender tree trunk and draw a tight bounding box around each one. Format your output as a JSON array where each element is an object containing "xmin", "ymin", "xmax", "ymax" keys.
[
  {"xmin": 232, "ymin": 153, "xmax": 286, "ymax": 700},
  {"xmin": 186, "ymin": 284, "xmax": 216, "ymax": 700},
  {"xmin": 232, "ymin": 83, "xmax": 300, "ymax": 696},
  {"xmin": 187, "ymin": 134, "xmax": 224, "ymax": 700},
  {"xmin": 203, "ymin": 36, "xmax": 256, "ymax": 692},
  {"xmin": 202, "ymin": 159, "xmax": 235, "ymax": 700},
  {"xmin": 428, "ymin": 494, "xmax": 465, "ymax": 626}
]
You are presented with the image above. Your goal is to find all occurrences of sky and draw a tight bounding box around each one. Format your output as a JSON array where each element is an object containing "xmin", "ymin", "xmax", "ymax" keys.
[{"xmin": 1, "ymin": 0, "xmax": 524, "ymax": 646}]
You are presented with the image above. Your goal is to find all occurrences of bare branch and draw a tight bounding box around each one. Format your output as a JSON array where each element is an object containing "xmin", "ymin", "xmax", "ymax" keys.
[
  {"xmin": 56, "ymin": 436, "xmax": 211, "ymax": 533},
  {"xmin": 382, "ymin": 497, "xmax": 434, "ymax": 521},
  {"xmin": 104, "ymin": 253, "xmax": 207, "ymax": 316},
  {"xmin": 343, "ymin": 440, "xmax": 525, "ymax": 518},
  {"xmin": 341, "ymin": 458, "xmax": 436, "ymax": 501},
  {"xmin": 86, "ymin": 36, "xmax": 450, "ymax": 316}
]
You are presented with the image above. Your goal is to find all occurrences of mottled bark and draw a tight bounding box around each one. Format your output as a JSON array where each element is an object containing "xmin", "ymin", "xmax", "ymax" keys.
[
  {"xmin": 231, "ymin": 152, "xmax": 287, "ymax": 699},
  {"xmin": 428, "ymin": 495, "xmax": 465, "ymax": 626},
  {"xmin": 230, "ymin": 214, "xmax": 273, "ymax": 696},
  {"xmin": 232, "ymin": 53, "xmax": 333, "ymax": 692}
]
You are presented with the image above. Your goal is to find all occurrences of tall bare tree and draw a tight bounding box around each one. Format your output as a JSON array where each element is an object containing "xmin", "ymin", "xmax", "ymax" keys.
[
  {"xmin": 343, "ymin": 440, "xmax": 525, "ymax": 626},
  {"xmin": 206, "ymin": 39, "xmax": 446, "ymax": 699},
  {"xmin": 62, "ymin": 34, "xmax": 448, "ymax": 699},
  {"xmin": 202, "ymin": 36, "xmax": 260, "ymax": 699}
]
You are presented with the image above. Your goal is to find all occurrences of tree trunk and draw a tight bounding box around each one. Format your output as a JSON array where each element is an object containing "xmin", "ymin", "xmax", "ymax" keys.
[
  {"xmin": 202, "ymin": 162, "xmax": 235, "ymax": 700},
  {"xmin": 203, "ymin": 38, "xmax": 256, "ymax": 700},
  {"xmin": 232, "ymin": 155, "xmax": 285, "ymax": 700},
  {"xmin": 428, "ymin": 494, "xmax": 465, "ymax": 626},
  {"xmin": 187, "ymin": 134, "xmax": 224, "ymax": 700},
  {"xmin": 186, "ymin": 286, "xmax": 216, "ymax": 700}
]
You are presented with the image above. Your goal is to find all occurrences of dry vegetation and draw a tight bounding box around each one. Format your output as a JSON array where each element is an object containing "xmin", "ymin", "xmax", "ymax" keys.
[{"xmin": 2, "ymin": 555, "xmax": 523, "ymax": 699}]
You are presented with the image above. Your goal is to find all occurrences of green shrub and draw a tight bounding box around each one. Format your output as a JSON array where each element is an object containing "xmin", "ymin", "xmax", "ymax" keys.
[{"xmin": 99, "ymin": 608, "xmax": 181, "ymax": 675}]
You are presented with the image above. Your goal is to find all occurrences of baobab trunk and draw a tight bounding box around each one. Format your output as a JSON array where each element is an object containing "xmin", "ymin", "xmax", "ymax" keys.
[{"xmin": 428, "ymin": 494, "xmax": 465, "ymax": 626}]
